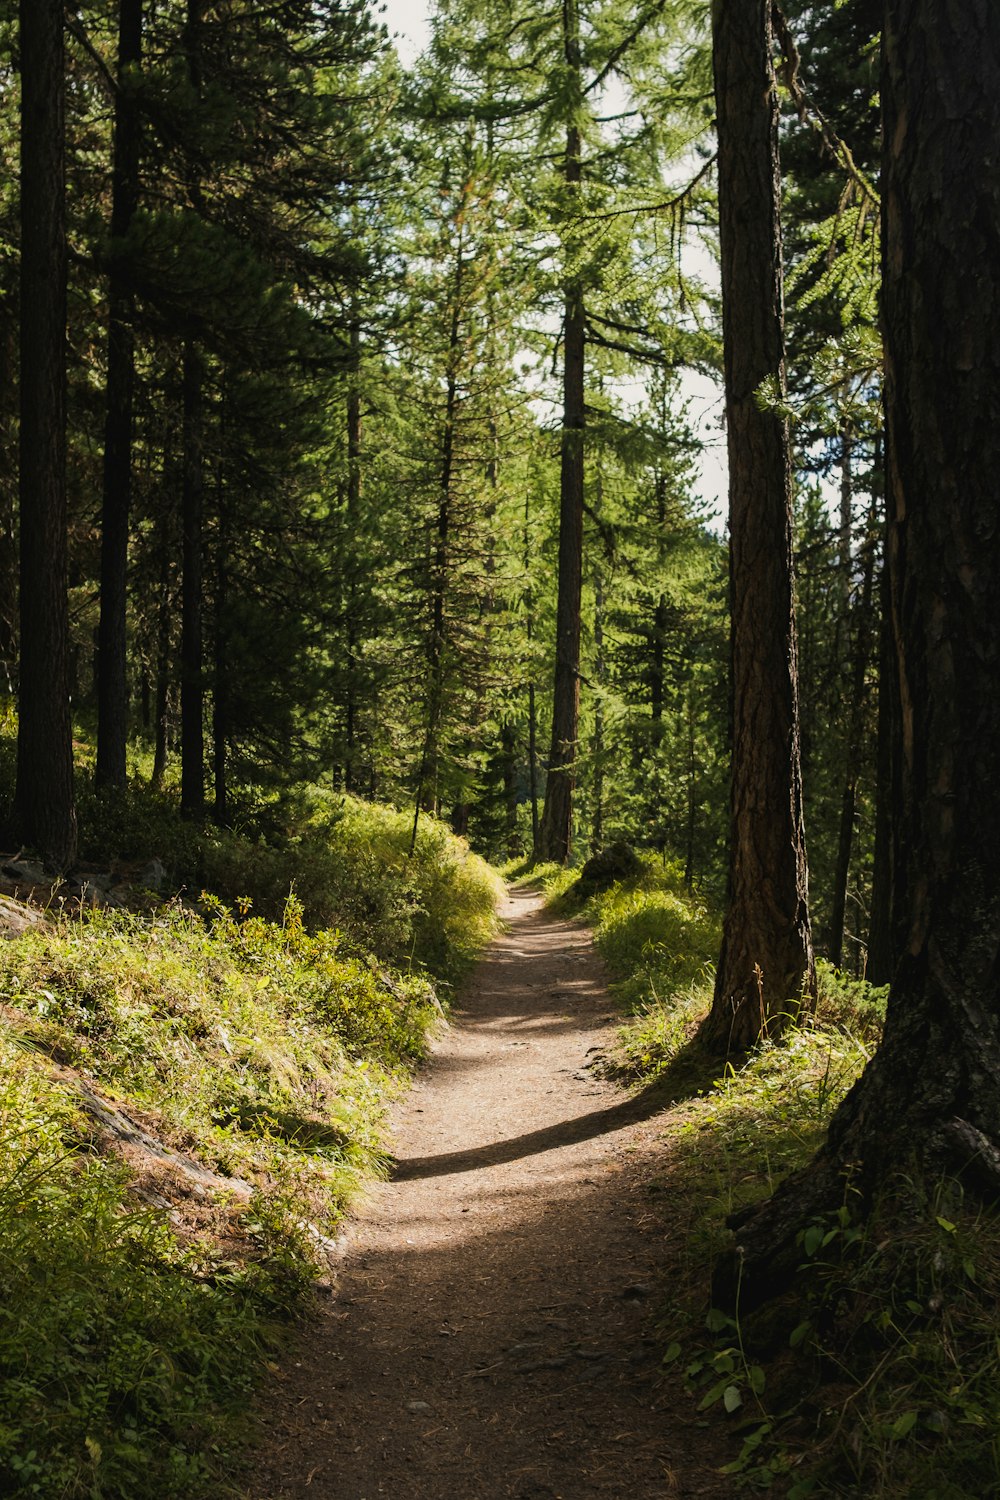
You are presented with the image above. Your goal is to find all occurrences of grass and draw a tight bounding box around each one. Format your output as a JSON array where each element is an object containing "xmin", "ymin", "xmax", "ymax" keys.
[
  {"xmin": 542, "ymin": 855, "xmax": 1000, "ymax": 1496},
  {"xmin": 0, "ymin": 741, "xmax": 503, "ymax": 1499}
]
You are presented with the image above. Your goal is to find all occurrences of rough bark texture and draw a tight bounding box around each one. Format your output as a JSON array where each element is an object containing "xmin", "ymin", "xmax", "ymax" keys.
[
  {"xmin": 12, "ymin": 0, "xmax": 77, "ymax": 869},
  {"xmin": 699, "ymin": 0, "xmax": 813, "ymax": 1053},
  {"xmin": 719, "ymin": 0, "xmax": 1000, "ymax": 1306},
  {"xmin": 95, "ymin": 0, "xmax": 142, "ymax": 791}
]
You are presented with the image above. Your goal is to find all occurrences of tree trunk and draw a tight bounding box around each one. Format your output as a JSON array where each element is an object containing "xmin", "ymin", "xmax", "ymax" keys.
[
  {"xmin": 524, "ymin": 491, "xmax": 540, "ymax": 857},
  {"xmin": 828, "ymin": 502, "xmax": 877, "ymax": 969},
  {"xmin": 212, "ymin": 432, "xmax": 228, "ymax": 825},
  {"xmin": 719, "ymin": 0, "xmax": 1000, "ymax": 1306},
  {"xmin": 12, "ymin": 0, "xmax": 77, "ymax": 868},
  {"xmin": 867, "ymin": 547, "xmax": 897, "ymax": 983},
  {"xmin": 150, "ymin": 501, "xmax": 173, "ymax": 791},
  {"xmin": 180, "ymin": 342, "xmax": 204, "ymax": 819},
  {"xmin": 342, "ymin": 317, "xmax": 362, "ymax": 794},
  {"xmin": 0, "ymin": 323, "xmax": 18, "ymax": 695},
  {"xmin": 501, "ymin": 718, "xmax": 518, "ymax": 853},
  {"xmin": 411, "ymin": 239, "xmax": 463, "ymax": 854},
  {"xmin": 590, "ymin": 561, "xmax": 604, "ymax": 854},
  {"xmin": 537, "ymin": 0, "xmax": 584, "ymax": 866},
  {"xmin": 95, "ymin": 0, "xmax": 142, "ymax": 791},
  {"xmin": 698, "ymin": 0, "xmax": 814, "ymax": 1054}
]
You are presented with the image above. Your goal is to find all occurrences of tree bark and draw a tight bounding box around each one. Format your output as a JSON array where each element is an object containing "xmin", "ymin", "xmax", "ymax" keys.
[
  {"xmin": 719, "ymin": 0, "xmax": 1000, "ymax": 1306},
  {"xmin": 180, "ymin": 342, "xmax": 205, "ymax": 819},
  {"xmin": 95, "ymin": 0, "xmax": 142, "ymax": 791},
  {"xmin": 829, "ymin": 496, "xmax": 878, "ymax": 969},
  {"xmin": 411, "ymin": 232, "xmax": 464, "ymax": 854},
  {"xmin": 179, "ymin": 0, "xmax": 204, "ymax": 820},
  {"xmin": 212, "ymin": 429, "xmax": 228, "ymax": 825},
  {"xmin": 590, "ymin": 562, "xmax": 605, "ymax": 854},
  {"xmin": 699, "ymin": 0, "xmax": 813, "ymax": 1053},
  {"xmin": 524, "ymin": 491, "xmax": 540, "ymax": 857},
  {"xmin": 12, "ymin": 0, "xmax": 77, "ymax": 868},
  {"xmin": 344, "ymin": 318, "xmax": 362, "ymax": 794},
  {"xmin": 867, "ymin": 547, "xmax": 898, "ymax": 983},
  {"xmin": 537, "ymin": 0, "xmax": 584, "ymax": 866}
]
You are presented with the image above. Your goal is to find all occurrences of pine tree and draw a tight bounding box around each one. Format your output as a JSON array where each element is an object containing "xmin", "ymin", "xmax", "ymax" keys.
[
  {"xmin": 11, "ymin": 0, "xmax": 77, "ymax": 867},
  {"xmin": 698, "ymin": 0, "xmax": 814, "ymax": 1054}
]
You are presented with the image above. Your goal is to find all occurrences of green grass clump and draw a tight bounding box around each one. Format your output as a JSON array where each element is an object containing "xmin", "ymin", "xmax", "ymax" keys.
[
  {"xmin": 0, "ymin": 782, "xmax": 503, "ymax": 1498},
  {"xmin": 0, "ymin": 896, "xmax": 440, "ymax": 1225},
  {"xmin": 68, "ymin": 782, "xmax": 502, "ymax": 987},
  {"xmin": 0, "ymin": 896, "xmax": 451, "ymax": 1496},
  {"xmin": 0, "ymin": 1031, "xmax": 305, "ymax": 1499}
]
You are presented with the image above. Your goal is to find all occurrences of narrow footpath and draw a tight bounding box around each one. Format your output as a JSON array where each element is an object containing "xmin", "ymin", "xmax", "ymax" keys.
[{"xmin": 248, "ymin": 887, "xmax": 723, "ymax": 1499}]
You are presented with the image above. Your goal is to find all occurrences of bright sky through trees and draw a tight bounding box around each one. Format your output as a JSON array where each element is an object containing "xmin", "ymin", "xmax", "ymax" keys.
[{"xmin": 378, "ymin": 0, "xmax": 729, "ymax": 524}]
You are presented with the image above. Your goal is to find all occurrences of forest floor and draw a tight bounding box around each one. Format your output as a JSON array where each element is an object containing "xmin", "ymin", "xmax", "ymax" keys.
[{"xmin": 245, "ymin": 886, "xmax": 731, "ymax": 1500}]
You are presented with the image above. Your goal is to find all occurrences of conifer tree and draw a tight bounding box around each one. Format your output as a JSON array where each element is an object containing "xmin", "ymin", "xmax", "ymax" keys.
[
  {"xmin": 12, "ymin": 0, "xmax": 77, "ymax": 867},
  {"xmin": 95, "ymin": 0, "xmax": 143, "ymax": 792},
  {"xmin": 699, "ymin": 0, "xmax": 814, "ymax": 1053}
]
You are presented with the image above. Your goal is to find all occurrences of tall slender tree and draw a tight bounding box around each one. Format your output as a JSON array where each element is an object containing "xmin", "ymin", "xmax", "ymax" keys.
[
  {"xmin": 12, "ymin": 0, "xmax": 77, "ymax": 867},
  {"xmin": 537, "ymin": 0, "xmax": 585, "ymax": 864},
  {"xmin": 698, "ymin": 0, "xmax": 814, "ymax": 1053},
  {"xmin": 96, "ymin": 0, "xmax": 143, "ymax": 792}
]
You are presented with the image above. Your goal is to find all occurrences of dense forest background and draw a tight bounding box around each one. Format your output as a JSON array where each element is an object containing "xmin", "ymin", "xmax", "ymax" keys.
[{"xmin": 1, "ymin": 0, "xmax": 884, "ymax": 978}]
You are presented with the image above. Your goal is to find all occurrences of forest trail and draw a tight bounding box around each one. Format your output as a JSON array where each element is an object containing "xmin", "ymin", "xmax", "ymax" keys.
[{"xmin": 248, "ymin": 888, "xmax": 723, "ymax": 1499}]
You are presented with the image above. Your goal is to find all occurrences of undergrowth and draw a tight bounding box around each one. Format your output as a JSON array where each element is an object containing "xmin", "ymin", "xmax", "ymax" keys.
[
  {"xmin": 568, "ymin": 857, "xmax": 1000, "ymax": 1496},
  {"xmin": 0, "ymin": 752, "xmax": 502, "ymax": 1499}
]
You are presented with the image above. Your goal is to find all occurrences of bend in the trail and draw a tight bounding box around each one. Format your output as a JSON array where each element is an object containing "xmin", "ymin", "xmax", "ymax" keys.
[{"xmin": 248, "ymin": 886, "xmax": 725, "ymax": 1499}]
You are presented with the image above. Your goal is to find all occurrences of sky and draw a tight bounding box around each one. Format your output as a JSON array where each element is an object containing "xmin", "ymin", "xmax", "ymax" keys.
[{"xmin": 375, "ymin": 0, "xmax": 729, "ymax": 527}]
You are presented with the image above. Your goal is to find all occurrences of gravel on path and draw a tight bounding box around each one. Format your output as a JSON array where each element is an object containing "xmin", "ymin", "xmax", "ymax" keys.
[{"xmin": 246, "ymin": 886, "xmax": 725, "ymax": 1499}]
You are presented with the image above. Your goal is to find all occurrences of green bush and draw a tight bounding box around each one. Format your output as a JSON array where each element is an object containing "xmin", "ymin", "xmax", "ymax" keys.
[{"xmin": 0, "ymin": 1035, "xmax": 300, "ymax": 1499}]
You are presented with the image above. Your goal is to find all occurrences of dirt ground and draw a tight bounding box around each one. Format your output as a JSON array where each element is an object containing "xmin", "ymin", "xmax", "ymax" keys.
[{"xmin": 245, "ymin": 887, "xmax": 727, "ymax": 1499}]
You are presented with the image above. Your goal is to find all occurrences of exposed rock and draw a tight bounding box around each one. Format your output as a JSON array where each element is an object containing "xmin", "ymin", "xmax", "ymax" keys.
[
  {"xmin": 2, "ymin": 857, "xmax": 51, "ymax": 888},
  {"xmin": 62, "ymin": 879, "xmax": 128, "ymax": 911},
  {"xmin": 73, "ymin": 1078, "xmax": 254, "ymax": 1201},
  {"xmin": 577, "ymin": 841, "xmax": 642, "ymax": 892},
  {"xmin": 139, "ymin": 858, "xmax": 168, "ymax": 892},
  {"xmin": 0, "ymin": 894, "xmax": 47, "ymax": 939}
]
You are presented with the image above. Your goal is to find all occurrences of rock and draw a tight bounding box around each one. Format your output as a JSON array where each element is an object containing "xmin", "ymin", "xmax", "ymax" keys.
[
  {"xmin": 2, "ymin": 858, "xmax": 51, "ymax": 887},
  {"xmin": 139, "ymin": 858, "xmax": 168, "ymax": 892},
  {"xmin": 577, "ymin": 841, "xmax": 642, "ymax": 893},
  {"xmin": 620, "ymin": 1282, "xmax": 653, "ymax": 1301},
  {"xmin": 406, "ymin": 1400, "xmax": 432, "ymax": 1413},
  {"xmin": 0, "ymin": 894, "xmax": 46, "ymax": 939},
  {"xmin": 62, "ymin": 880, "xmax": 127, "ymax": 911}
]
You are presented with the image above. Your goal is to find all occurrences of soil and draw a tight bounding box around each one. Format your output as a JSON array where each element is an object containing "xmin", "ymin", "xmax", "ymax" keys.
[{"xmin": 245, "ymin": 887, "xmax": 729, "ymax": 1499}]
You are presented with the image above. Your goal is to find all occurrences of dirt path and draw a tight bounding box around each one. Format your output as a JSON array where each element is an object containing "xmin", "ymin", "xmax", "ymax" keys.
[{"xmin": 248, "ymin": 888, "xmax": 722, "ymax": 1499}]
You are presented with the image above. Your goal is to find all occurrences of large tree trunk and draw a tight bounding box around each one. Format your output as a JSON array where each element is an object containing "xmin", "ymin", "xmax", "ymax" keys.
[
  {"xmin": 698, "ymin": 0, "xmax": 813, "ymax": 1054},
  {"xmin": 95, "ymin": 0, "xmax": 142, "ymax": 792},
  {"xmin": 719, "ymin": 0, "xmax": 1000, "ymax": 1306},
  {"xmin": 12, "ymin": 0, "xmax": 77, "ymax": 868}
]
